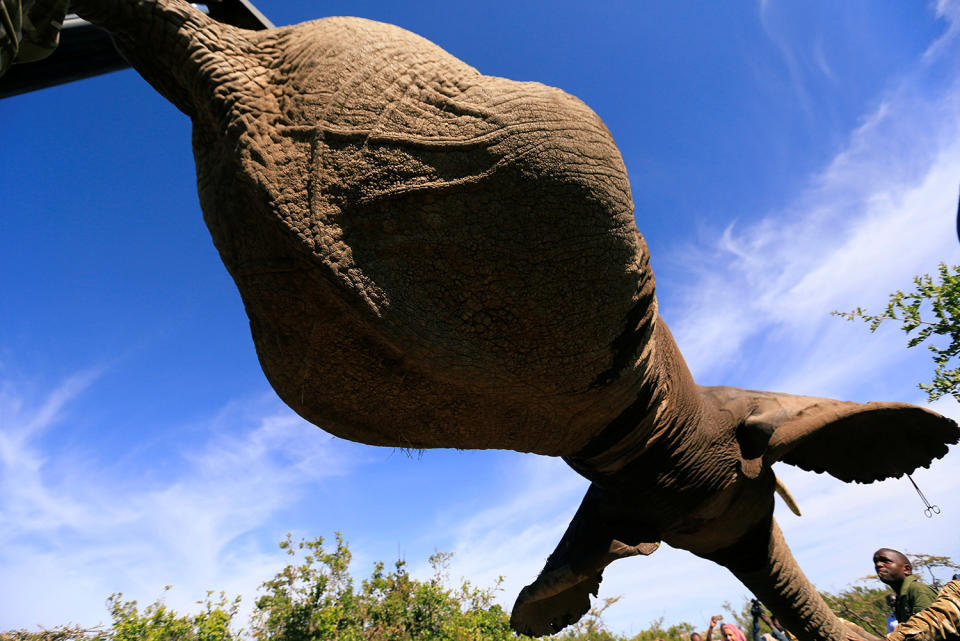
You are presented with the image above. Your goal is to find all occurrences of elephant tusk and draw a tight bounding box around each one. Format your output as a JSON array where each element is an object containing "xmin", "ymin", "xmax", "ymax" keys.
[{"xmin": 775, "ymin": 475, "xmax": 802, "ymax": 517}]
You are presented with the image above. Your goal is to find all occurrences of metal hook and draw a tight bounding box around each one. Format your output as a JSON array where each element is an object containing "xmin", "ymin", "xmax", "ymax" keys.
[{"xmin": 907, "ymin": 473, "xmax": 941, "ymax": 518}]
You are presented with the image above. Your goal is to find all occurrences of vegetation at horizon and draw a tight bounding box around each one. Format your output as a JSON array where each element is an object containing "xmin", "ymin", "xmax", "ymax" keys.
[{"xmin": 3, "ymin": 535, "xmax": 956, "ymax": 641}]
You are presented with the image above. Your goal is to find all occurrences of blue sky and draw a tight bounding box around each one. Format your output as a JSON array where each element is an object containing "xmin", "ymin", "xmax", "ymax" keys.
[{"xmin": 2, "ymin": 0, "xmax": 959, "ymax": 635}]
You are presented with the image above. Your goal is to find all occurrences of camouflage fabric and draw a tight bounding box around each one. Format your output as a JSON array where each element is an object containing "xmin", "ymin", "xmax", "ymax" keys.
[
  {"xmin": 888, "ymin": 580, "xmax": 960, "ymax": 641},
  {"xmin": 0, "ymin": 0, "xmax": 69, "ymax": 77}
]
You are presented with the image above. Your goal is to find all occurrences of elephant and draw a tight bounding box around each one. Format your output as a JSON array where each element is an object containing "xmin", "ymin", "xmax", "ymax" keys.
[{"xmin": 22, "ymin": 1, "xmax": 960, "ymax": 639}]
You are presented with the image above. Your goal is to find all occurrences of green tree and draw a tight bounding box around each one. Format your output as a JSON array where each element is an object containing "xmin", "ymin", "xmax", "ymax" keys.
[
  {"xmin": 0, "ymin": 626, "xmax": 108, "ymax": 641},
  {"xmin": 725, "ymin": 553, "xmax": 959, "ymax": 639},
  {"xmin": 819, "ymin": 584, "xmax": 890, "ymax": 637},
  {"xmin": 628, "ymin": 617, "xmax": 696, "ymax": 641},
  {"xmin": 107, "ymin": 588, "xmax": 241, "ymax": 641},
  {"xmin": 556, "ymin": 597, "xmax": 698, "ymax": 641},
  {"xmin": 834, "ymin": 262, "xmax": 960, "ymax": 402},
  {"xmin": 722, "ymin": 590, "xmax": 887, "ymax": 640},
  {"xmin": 904, "ymin": 553, "xmax": 960, "ymax": 590},
  {"xmin": 0, "ymin": 589, "xmax": 240, "ymax": 641},
  {"xmin": 720, "ymin": 600, "xmax": 753, "ymax": 633},
  {"xmin": 556, "ymin": 597, "xmax": 623, "ymax": 641},
  {"xmin": 250, "ymin": 533, "xmax": 519, "ymax": 640},
  {"xmin": 3, "ymin": 532, "xmax": 713, "ymax": 641},
  {"xmin": 718, "ymin": 600, "xmax": 780, "ymax": 640}
]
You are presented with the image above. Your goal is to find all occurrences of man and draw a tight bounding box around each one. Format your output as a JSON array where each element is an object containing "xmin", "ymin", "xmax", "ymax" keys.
[
  {"xmin": 886, "ymin": 593, "xmax": 899, "ymax": 634},
  {"xmin": 846, "ymin": 578, "xmax": 960, "ymax": 641},
  {"xmin": 874, "ymin": 548, "xmax": 938, "ymax": 622},
  {"xmin": 886, "ymin": 579, "xmax": 960, "ymax": 641}
]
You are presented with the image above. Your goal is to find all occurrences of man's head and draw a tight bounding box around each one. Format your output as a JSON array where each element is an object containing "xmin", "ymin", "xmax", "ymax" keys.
[
  {"xmin": 691, "ymin": 633, "xmax": 703, "ymax": 641},
  {"xmin": 885, "ymin": 593, "xmax": 897, "ymax": 609},
  {"xmin": 874, "ymin": 548, "xmax": 912, "ymax": 587}
]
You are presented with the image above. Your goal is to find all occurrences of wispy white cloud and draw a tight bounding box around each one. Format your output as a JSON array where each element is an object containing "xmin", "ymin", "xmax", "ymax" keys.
[
  {"xmin": 432, "ymin": 4, "xmax": 960, "ymax": 633},
  {"xmin": 0, "ymin": 369, "xmax": 103, "ymax": 536},
  {"xmin": 774, "ymin": 396, "xmax": 960, "ymax": 593},
  {"xmin": 756, "ymin": 0, "xmax": 815, "ymax": 124},
  {"xmin": 435, "ymin": 411, "xmax": 960, "ymax": 635},
  {"xmin": 7, "ymin": 5, "xmax": 960, "ymax": 638},
  {"xmin": 812, "ymin": 37, "xmax": 837, "ymax": 84},
  {"xmin": 411, "ymin": 455, "xmax": 587, "ymax": 610},
  {"xmin": 583, "ymin": 5, "xmax": 960, "ymax": 630},
  {"xmin": 0, "ymin": 374, "xmax": 369, "ymax": 631},
  {"xmin": 924, "ymin": 0, "xmax": 960, "ymax": 61},
  {"xmin": 666, "ymin": 60, "xmax": 960, "ymax": 396}
]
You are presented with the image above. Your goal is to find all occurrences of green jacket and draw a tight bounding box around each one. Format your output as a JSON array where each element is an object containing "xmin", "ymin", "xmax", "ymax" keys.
[
  {"xmin": 896, "ymin": 575, "xmax": 940, "ymax": 622},
  {"xmin": 887, "ymin": 580, "xmax": 960, "ymax": 641}
]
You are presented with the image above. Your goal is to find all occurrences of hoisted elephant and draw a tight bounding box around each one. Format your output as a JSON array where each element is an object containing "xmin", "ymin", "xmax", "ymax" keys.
[{"xmin": 12, "ymin": 1, "xmax": 959, "ymax": 639}]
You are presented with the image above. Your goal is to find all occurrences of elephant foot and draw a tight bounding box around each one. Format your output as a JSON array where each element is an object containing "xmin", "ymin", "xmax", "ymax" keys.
[{"xmin": 510, "ymin": 484, "xmax": 660, "ymax": 637}]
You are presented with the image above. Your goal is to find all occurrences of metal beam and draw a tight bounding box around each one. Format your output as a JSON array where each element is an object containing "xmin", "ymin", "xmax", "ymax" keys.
[{"xmin": 0, "ymin": 0, "xmax": 273, "ymax": 99}]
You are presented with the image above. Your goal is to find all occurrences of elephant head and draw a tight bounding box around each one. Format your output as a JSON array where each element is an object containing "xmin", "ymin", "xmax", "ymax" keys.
[
  {"xmin": 35, "ymin": 1, "xmax": 960, "ymax": 639},
  {"xmin": 512, "ymin": 386, "xmax": 957, "ymax": 638}
]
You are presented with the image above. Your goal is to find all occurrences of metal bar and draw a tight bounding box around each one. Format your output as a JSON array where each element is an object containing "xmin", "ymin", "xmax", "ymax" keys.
[
  {"xmin": 0, "ymin": 0, "xmax": 272, "ymax": 99},
  {"xmin": 206, "ymin": 0, "xmax": 274, "ymax": 30}
]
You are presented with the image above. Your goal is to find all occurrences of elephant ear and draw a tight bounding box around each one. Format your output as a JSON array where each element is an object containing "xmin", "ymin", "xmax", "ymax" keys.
[
  {"xmin": 702, "ymin": 386, "xmax": 959, "ymax": 484},
  {"xmin": 510, "ymin": 484, "xmax": 660, "ymax": 637},
  {"xmin": 766, "ymin": 401, "xmax": 958, "ymax": 483}
]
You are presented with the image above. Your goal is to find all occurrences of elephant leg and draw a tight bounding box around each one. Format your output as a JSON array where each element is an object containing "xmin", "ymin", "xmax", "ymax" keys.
[
  {"xmin": 706, "ymin": 517, "xmax": 875, "ymax": 641},
  {"xmin": 511, "ymin": 484, "xmax": 661, "ymax": 636}
]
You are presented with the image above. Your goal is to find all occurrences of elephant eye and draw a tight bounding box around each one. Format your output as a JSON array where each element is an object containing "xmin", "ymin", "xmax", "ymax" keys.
[{"xmin": 735, "ymin": 419, "xmax": 774, "ymax": 460}]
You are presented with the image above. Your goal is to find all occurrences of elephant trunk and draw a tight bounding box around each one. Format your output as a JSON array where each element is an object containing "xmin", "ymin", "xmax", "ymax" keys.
[
  {"xmin": 67, "ymin": 0, "xmax": 260, "ymax": 120},
  {"xmin": 564, "ymin": 318, "xmax": 704, "ymax": 480},
  {"xmin": 722, "ymin": 518, "xmax": 848, "ymax": 641}
]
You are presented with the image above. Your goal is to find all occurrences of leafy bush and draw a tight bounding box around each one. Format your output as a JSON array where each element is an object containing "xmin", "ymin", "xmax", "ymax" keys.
[
  {"xmin": 1, "ymin": 534, "xmax": 519, "ymax": 641},
  {"xmin": 0, "ymin": 589, "xmax": 239, "ymax": 641},
  {"xmin": 554, "ymin": 597, "xmax": 696, "ymax": 641},
  {"xmin": 250, "ymin": 533, "xmax": 518, "ymax": 640},
  {"xmin": 834, "ymin": 262, "xmax": 960, "ymax": 401},
  {"xmin": 6, "ymin": 537, "xmax": 952, "ymax": 641}
]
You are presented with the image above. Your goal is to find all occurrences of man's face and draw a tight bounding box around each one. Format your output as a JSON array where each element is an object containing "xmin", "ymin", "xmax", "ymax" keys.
[
  {"xmin": 691, "ymin": 634, "xmax": 703, "ymax": 641},
  {"xmin": 874, "ymin": 549, "xmax": 911, "ymax": 585}
]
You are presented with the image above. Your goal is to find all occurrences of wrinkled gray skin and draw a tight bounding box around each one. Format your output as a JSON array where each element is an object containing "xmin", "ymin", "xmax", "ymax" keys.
[{"xmin": 49, "ymin": 1, "xmax": 960, "ymax": 639}]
